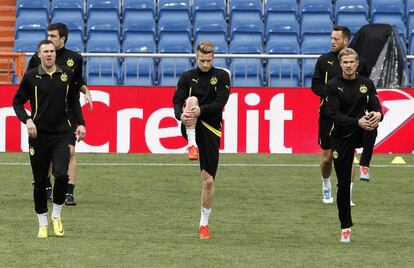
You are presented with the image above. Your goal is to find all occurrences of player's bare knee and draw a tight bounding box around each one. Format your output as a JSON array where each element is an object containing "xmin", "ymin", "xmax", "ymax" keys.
[{"xmin": 185, "ymin": 96, "xmax": 198, "ymax": 107}]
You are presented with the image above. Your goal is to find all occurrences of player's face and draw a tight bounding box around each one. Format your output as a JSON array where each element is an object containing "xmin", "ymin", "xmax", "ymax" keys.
[
  {"xmin": 331, "ymin": 30, "xmax": 349, "ymax": 53},
  {"xmin": 196, "ymin": 52, "xmax": 214, "ymax": 72},
  {"xmin": 39, "ymin": 43, "xmax": 56, "ymax": 69},
  {"xmin": 47, "ymin": 30, "xmax": 65, "ymax": 50},
  {"xmin": 340, "ymin": 55, "xmax": 359, "ymax": 79}
]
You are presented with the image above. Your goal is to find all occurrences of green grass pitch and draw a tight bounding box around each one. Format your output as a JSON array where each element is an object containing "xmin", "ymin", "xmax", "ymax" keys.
[{"xmin": 1, "ymin": 153, "xmax": 413, "ymax": 267}]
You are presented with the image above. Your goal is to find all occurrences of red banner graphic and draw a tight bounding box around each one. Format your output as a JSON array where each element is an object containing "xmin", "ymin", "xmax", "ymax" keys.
[{"xmin": 1, "ymin": 85, "xmax": 413, "ymax": 153}]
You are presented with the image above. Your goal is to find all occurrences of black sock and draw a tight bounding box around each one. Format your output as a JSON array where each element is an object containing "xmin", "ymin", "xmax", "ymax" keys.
[{"xmin": 67, "ymin": 183, "xmax": 75, "ymax": 195}]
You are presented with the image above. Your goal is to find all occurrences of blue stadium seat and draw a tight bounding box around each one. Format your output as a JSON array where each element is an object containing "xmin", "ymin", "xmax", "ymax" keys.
[
  {"xmin": 301, "ymin": 33, "xmax": 331, "ymax": 88},
  {"xmin": 267, "ymin": 59, "xmax": 301, "ymax": 87},
  {"xmin": 123, "ymin": 0, "xmax": 155, "ymax": 18},
  {"xmin": 14, "ymin": 29, "xmax": 47, "ymax": 52},
  {"xmin": 266, "ymin": 13, "xmax": 299, "ymax": 40},
  {"xmin": 299, "ymin": 0, "xmax": 333, "ymax": 19},
  {"xmin": 193, "ymin": 0, "xmax": 226, "ymax": 22},
  {"xmin": 229, "ymin": 0, "xmax": 263, "ymax": 32},
  {"xmin": 122, "ymin": 32, "xmax": 156, "ymax": 86},
  {"xmin": 87, "ymin": 0, "xmax": 120, "ymax": 37},
  {"xmin": 229, "ymin": 44, "xmax": 263, "ymax": 87},
  {"xmin": 158, "ymin": 0, "xmax": 191, "ymax": 21},
  {"xmin": 265, "ymin": 0, "xmax": 297, "ymax": 19},
  {"xmin": 266, "ymin": 26, "xmax": 300, "ymax": 87},
  {"xmin": 335, "ymin": 0, "xmax": 369, "ymax": 19},
  {"xmin": 87, "ymin": 0, "xmax": 119, "ymax": 15},
  {"xmin": 123, "ymin": 0, "xmax": 155, "ymax": 41},
  {"xmin": 51, "ymin": 0, "xmax": 84, "ymax": 40},
  {"xmin": 267, "ymin": 34, "xmax": 299, "ymax": 55},
  {"xmin": 336, "ymin": 13, "xmax": 369, "ymax": 36},
  {"xmin": 65, "ymin": 31, "xmax": 84, "ymax": 52},
  {"xmin": 16, "ymin": 0, "xmax": 49, "ymax": 18},
  {"xmin": 371, "ymin": 0, "xmax": 404, "ymax": 22},
  {"xmin": 86, "ymin": 31, "xmax": 120, "ymax": 85},
  {"xmin": 300, "ymin": 13, "xmax": 332, "ymax": 38},
  {"xmin": 158, "ymin": 30, "xmax": 192, "ymax": 86},
  {"xmin": 194, "ymin": 12, "xmax": 227, "ymax": 38}
]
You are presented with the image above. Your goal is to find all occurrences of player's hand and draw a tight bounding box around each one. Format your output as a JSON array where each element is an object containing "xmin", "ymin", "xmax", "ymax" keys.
[
  {"xmin": 181, "ymin": 112, "xmax": 192, "ymax": 126},
  {"xmin": 75, "ymin": 125, "xmax": 86, "ymax": 141},
  {"xmin": 26, "ymin": 119, "xmax": 37, "ymax": 139},
  {"xmin": 186, "ymin": 106, "xmax": 200, "ymax": 117},
  {"xmin": 358, "ymin": 116, "xmax": 374, "ymax": 131},
  {"xmin": 83, "ymin": 90, "xmax": 93, "ymax": 111},
  {"xmin": 367, "ymin": 111, "xmax": 381, "ymax": 128}
]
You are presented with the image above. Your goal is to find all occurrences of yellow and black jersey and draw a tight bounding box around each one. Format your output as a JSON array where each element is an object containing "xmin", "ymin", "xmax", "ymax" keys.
[
  {"xmin": 326, "ymin": 75, "xmax": 382, "ymax": 138},
  {"xmin": 13, "ymin": 64, "xmax": 84, "ymax": 133},
  {"xmin": 311, "ymin": 51, "xmax": 369, "ymax": 116},
  {"xmin": 173, "ymin": 66, "xmax": 230, "ymax": 131},
  {"xmin": 28, "ymin": 47, "xmax": 86, "ymax": 89}
]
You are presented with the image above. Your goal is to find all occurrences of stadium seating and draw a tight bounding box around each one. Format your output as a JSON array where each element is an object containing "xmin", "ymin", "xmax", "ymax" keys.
[
  {"xmin": 193, "ymin": 0, "xmax": 226, "ymax": 21},
  {"xmin": 265, "ymin": 0, "xmax": 297, "ymax": 19},
  {"xmin": 299, "ymin": 0, "xmax": 333, "ymax": 19},
  {"xmin": 122, "ymin": 32, "xmax": 156, "ymax": 86},
  {"xmin": 86, "ymin": 30, "xmax": 120, "ymax": 85}
]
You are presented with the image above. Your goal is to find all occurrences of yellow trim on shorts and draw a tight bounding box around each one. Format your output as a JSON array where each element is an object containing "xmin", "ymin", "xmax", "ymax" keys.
[{"xmin": 201, "ymin": 120, "xmax": 221, "ymax": 137}]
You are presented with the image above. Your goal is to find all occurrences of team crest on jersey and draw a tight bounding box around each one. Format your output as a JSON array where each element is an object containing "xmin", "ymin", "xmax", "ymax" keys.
[
  {"xmin": 210, "ymin": 76, "xmax": 217, "ymax": 85},
  {"xmin": 332, "ymin": 150, "xmax": 338, "ymax": 159},
  {"xmin": 359, "ymin": 85, "xmax": 368, "ymax": 93},
  {"xmin": 66, "ymin": 58, "xmax": 74, "ymax": 67},
  {"xmin": 60, "ymin": 73, "xmax": 68, "ymax": 82},
  {"xmin": 29, "ymin": 147, "xmax": 35, "ymax": 156}
]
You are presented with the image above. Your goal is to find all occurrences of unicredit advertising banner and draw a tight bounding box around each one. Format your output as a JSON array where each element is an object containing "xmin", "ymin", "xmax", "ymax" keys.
[{"xmin": 1, "ymin": 85, "xmax": 413, "ymax": 153}]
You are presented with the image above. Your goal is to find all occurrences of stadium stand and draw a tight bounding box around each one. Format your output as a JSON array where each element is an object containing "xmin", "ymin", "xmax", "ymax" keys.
[{"xmin": 10, "ymin": 0, "xmax": 414, "ymax": 87}]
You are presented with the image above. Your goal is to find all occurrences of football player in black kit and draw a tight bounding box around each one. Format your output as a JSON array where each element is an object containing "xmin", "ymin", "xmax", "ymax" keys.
[
  {"xmin": 28, "ymin": 23, "xmax": 92, "ymax": 206},
  {"xmin": 326, "ymin": 48, "xmax": 382, "ymax": 243},
  {"xmin": 312, "ymin": 25, "xmax": 376, "ymax": 206},
  {"xmin": 173, "ymin": 41, "xmax": 230, "ymax": 240},
  {"xmin": 13, "ymin": 39, "xmax": 86, "ymax": 237}
]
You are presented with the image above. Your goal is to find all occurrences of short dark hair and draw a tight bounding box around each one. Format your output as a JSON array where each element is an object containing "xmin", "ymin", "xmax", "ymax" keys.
[
  {"xmin": 47, "ymin": 23, "xmax": 69, "ymax": 44},
  {"xmin": 37, "ymin": 39, "xmax": 55, "ymax": 51},
  {"xmin": 333, "ymin": 25, "xmax": 351, "ymax": 40}
]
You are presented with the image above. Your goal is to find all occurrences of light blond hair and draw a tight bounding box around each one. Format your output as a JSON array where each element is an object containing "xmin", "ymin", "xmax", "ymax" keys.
[
  {"xmin": 338, "ymin": 47, "xmax": 359, "ymax": 62},
  {"xmin": 197, "ymin": 40, "xmax": 215, "ymax": 54}
]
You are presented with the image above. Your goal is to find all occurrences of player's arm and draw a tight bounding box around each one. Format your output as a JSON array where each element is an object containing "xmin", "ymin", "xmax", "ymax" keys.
[
  {"xmin": 173, "ymin": 74, "xmax": 189, "ymax": 121},
  {"xmin": 67, "ymin": 74, "xmax": 86, "ymax": 140},
  {"xmin": 13, "ymin": 75, "xmax": 37, "ymax": 138},
  {"xmin": 311, "ymin": 57, "xmax": 328, "ymax": 97},
  {"xmin": 366, "ymin": 80, "xmax": 383, "ymax": 127},
  {"xmin": 74, "ymin": 55, "xmax": 93, "ymax": 110},
  {"xmin": 12, "ymin": 74, "xmax": 31, "ymax": 123},
  {"xmin": 326, "ymin": 82, "xmax": 358, "ymax": 127},
  {"xmin": 199, "ymin": 72, "xmax": 230, "ymax": 116}
]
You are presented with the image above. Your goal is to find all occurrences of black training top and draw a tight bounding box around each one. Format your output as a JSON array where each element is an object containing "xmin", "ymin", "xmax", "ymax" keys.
[
  {"xmin": 311, "ymin": 51, "xmax": 369, "ymax": 116},
  {"xmin": 13, "ymin": 65, "xmax": 85, "ymax": 133},
  {"xmin": 28, "ymin": 46, "xmax": 86, "ymax": 89},
  {"xmin": 173, "ymin": 66, "xmax": 231, "ymax": 130},
  {"xmin": 326, "ymin": 75, "xmax": 382, "ymax": 139}
]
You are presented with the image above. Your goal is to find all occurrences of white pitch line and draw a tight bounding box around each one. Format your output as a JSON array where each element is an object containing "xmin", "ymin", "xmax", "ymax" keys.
[{"xmin": 0, "ymin": 162, "xmax": 413, "ymax": 168}]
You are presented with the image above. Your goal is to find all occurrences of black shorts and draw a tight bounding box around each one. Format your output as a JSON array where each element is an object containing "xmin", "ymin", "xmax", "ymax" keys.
[
  {"xmin": 318, "ymin": 115, "xmax": 333, "ymax": 150},
  {"xmin": 181, "ymin": 121, "xmax": 221, "ymax": 179}
]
